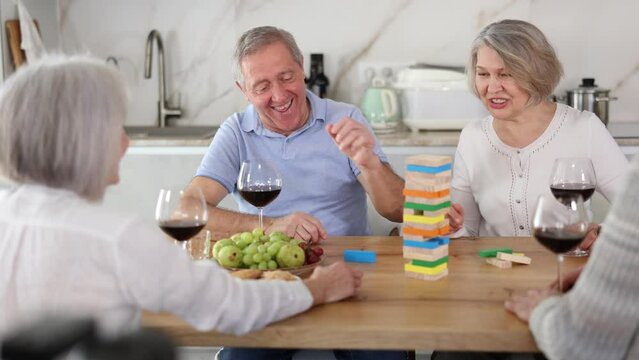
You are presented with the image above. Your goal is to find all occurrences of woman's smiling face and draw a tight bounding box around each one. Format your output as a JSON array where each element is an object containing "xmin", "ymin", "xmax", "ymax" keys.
[{"xmin": 475, "ymin": 45, "xmax": 530, "ymax": 121}]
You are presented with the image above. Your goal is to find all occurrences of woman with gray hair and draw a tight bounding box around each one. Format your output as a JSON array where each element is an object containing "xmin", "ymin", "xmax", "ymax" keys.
[
  {"xmin": 0, "ymin": 55, "xmax": 362, "ymax": 340},
  {"xmin": 448, "ymin": 19, "xmax": 627, "ymax": 248}
]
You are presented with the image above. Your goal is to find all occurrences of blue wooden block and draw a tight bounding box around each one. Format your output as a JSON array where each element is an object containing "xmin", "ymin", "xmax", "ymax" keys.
[
  {"xmin": 403, "ymin": 237, "xmax": 450, "ymax": 249},
  {"xmin": 344, "ymin": 249, "xmax": 377, "ymax": 263},
  {"xmin": 406, "ymin": 163, "xmax": 452, "ymax": 174}
]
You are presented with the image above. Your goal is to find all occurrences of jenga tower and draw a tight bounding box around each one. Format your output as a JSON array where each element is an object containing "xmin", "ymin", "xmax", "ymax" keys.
[{"xmin": 402, "ymin": 155, "xmax": 452, "ymax": 280}]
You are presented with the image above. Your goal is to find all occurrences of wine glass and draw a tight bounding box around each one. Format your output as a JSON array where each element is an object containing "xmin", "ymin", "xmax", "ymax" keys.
[
  {"xmin": 155, "ymin": 187, "xmax": 208, "ymax": 255},
  {"xmin": 532, "ymin": 194, "xmax": 588, "ymax": 293},
  {"xmin": 237, "ymin": 160, "xmax": 282, "ymax": 229},
  {"xmin": 549, "ymin": 157, "xmax": 597, "ymax": 257}
]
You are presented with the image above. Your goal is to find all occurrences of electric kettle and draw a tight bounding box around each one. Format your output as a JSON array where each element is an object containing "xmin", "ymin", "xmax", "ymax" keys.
[{"xmin": 360, "ymin": 78, "xmax": 400, "ymax": 134}]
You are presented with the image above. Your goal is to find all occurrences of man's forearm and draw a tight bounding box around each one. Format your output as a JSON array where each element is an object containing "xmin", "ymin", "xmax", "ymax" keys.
[
  {"xmin": 359, "ymin": 161, "xmax": 405, "ymax": 222},
  {"xmin": 205, "ymin": 205, "xmax": 263, "ymax": 238}
]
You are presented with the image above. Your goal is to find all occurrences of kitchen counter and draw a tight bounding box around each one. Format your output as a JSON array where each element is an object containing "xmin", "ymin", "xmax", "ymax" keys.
[{"xmin": 128, "ymin": 128, "xmax": 639, "ymax": 149}]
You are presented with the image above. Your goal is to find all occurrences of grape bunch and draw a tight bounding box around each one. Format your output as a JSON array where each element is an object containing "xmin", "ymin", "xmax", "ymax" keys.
[{"xmin": 213, "ymin": 228, "xmax": 324, "ymax": 270}]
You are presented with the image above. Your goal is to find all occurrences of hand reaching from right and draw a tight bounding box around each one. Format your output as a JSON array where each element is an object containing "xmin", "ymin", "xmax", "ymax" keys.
[
  {"xmin": 266, "ymin": 211, "xmax": 327, "ymax": 244},
  {"xmin": 304, "ymin": 262, "xmax": 363, "ymax": 305}
]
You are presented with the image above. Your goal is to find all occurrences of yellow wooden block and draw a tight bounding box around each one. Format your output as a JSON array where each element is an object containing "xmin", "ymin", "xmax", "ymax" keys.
[
  {"xmin": 403, "ymin": 208, "xmax": 449, "ymax": 217},
  {"xmin": 405, "ymin": 263, "xmax": 448, "ymax": 275},
  {"xmin": 403, "ymin": 214, "xmax": 446, "ymax": 225},
  {"xmin": 404, "ymin": 219, "xmax": 449, "ymax": 231}
]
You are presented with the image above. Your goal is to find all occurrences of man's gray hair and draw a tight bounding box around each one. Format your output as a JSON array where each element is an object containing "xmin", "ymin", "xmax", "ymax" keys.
[
  {"xmin": 233, "ymin": 26, "xmax": 303, "ymax": 84},
  {"xmin": 0, "ymin": 55, "xmax": 129, "ymax": 201},
  {"xmin": 467, "ymin": 19, "xmax": 564, "ymax": 106}
]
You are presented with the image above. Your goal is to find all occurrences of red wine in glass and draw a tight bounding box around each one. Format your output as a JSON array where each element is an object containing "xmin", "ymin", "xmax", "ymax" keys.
[
  {"xmin": 155, "ymin": 187, "xmax": 208, "ymax": 254},
  {"xmin": 549, "ymin": 158, "xmax": 596, "ymax": 256},
  {"xmin": 237, "ymin": 160, "xmax": 282, "ymax": 229},
  {"xmin": 238, "ymin": 186, "xmax": 282, "ymax": 208},
  {"xmin": 550, "ymin": 183, "xmax": 596, "ymax": 204},
  {"xmin": 159, "ymin": 220, "xmax": 206, "ymax": 241},
  {"xmin": 532, "ymin": 194, "xmax": 588, "ymax": 293},
  {"xmin": 533, "ymin": 227, "xmax": 585, "ymax": 254}
]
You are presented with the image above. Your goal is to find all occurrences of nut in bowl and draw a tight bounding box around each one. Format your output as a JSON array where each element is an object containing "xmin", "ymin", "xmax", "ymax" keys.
[{"xmin": 210, "ymin": 228, "xmax": 326, "ymax": 278}]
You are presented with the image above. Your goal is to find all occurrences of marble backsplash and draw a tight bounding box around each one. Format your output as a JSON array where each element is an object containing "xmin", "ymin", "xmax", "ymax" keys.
[{"xmin": 52, "ymin": 0, "xmax": 639, "ymax": 126}]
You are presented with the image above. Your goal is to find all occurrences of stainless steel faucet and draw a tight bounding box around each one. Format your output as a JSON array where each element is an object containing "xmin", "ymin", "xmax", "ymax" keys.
[{"xmin": 145, "ymin": 30, "xmax": 182, "ymax": 128}]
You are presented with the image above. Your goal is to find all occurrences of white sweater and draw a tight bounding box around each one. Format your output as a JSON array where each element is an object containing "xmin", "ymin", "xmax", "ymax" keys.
[
  {"xmin": 0, "ymin": 185, "xmax": 312, "ymax": 338},
  {"xmin": 451, "ymin": 104, "xmax": 628, "ymax": 237},
  {"xmin": 530, "ymin": 155, "xmax": 639, "ymax": 359}
]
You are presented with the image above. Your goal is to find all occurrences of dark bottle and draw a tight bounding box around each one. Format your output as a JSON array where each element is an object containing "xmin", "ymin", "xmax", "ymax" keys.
[{"xmin": 307, "ymin": 53, "xmax": 329, "ymax": 98}]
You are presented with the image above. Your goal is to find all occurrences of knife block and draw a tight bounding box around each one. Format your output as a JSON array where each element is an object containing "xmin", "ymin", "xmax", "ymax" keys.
[{"xmin": 5, "ymin": 19, "xmax": 40, "ymax": 69}]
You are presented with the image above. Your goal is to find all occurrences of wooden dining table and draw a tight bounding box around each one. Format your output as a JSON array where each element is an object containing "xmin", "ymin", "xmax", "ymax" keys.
[{"xmin": 142, "ymin": 236, "xmax": 587, "ymax": 352}]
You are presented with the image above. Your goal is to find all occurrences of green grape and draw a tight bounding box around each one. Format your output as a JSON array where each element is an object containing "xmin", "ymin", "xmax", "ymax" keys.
[
  {"xmin": 258, "ymin": 261, "xmax": 268, "ymax": 270},
  {"xmin": 242, "ymin": 254, "xmax": 254, "ymax": 266},
  {"xmin": 250, "ymin": 264, "xmax": 258, "ymax": 269},
  {"xmin": 245, "ymin": 244, "xmax": 259, "ymax": 255},
  {"xmin": 235, "ymin": 238, "xmax": 252, "ymax": 249},
  {"xmin": 230, "ymin": 233, "xmax": 242, "ymax": 242},
  {"xmin": 252, "ymin": 253, "xmax": 263, "ymax": 263},
  {"xmin": 267, "ymin": 260, "xmax": 278, "ymax": 270},
  {"xmin": 267, "ymin": 241, "xmax": 285, "ymax": 257},
  {"xmin": 262, "ymin": 253, "xmax": 272, "ymax": 262},
  {"xmin": 240, "ymin": 232, "xmax": 253, "ymax": 242},
  {"xmin": 257, "ymin": 245, "xmax": 267, "ymax": 254},
  {"xmin": 259, "ymin": 235, "xmax": 270, "ymax": 242},
  {"xmin": 252, "ymin": 228, "xmax": 265, "ymax": 237}
]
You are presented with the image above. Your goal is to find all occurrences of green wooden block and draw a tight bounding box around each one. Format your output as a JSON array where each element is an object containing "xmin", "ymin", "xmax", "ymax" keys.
[
  {"xmin": 479, "ymin": 247, "xmax": 513, "ymax": 258},
  {"xmin": 410, "ymin": 256, "xmax": 449, "ymax": 268}
]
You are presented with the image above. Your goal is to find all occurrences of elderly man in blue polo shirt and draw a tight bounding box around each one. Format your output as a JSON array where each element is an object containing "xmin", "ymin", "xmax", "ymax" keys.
[{"xmin": 190, "ymin": 25, "xmax": 404, "ymax": 247}]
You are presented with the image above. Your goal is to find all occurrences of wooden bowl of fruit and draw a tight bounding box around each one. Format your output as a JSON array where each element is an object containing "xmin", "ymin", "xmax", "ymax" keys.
[{"xmin": 210, "ymin": 229, "xmax": 325, "ymax": 278}]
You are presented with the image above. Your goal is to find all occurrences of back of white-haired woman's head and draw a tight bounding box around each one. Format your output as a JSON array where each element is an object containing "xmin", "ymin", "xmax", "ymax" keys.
[{"xmin": 0, "ymin": 55, "xmax": 129, "ymax": 201}]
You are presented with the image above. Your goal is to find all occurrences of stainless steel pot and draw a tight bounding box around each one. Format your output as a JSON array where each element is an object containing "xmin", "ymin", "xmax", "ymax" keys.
[{"xmin": 565, "ymin": 78, "xmax": 617, "ymax": 126}]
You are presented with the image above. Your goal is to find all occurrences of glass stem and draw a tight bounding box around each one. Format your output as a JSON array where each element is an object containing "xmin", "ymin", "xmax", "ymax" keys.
[
  {"xmin": 259, "ymin": 208, "xmax": 264, "ymax": 229},
  {"xmin": 557, "ymin": 253, "xmax": 565, "ymax": 293}
]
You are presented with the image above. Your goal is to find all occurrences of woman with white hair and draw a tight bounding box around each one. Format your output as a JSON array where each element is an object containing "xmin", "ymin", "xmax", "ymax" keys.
[{"xmin": 0, "ymin": 55, "xmax": 362, "ymax": 339}]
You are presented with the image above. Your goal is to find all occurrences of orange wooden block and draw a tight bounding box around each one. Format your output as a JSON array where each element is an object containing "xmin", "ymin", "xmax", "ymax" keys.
[
  {"xmin": 402, "ymin": 188, "xmax": 450, "ymax": 198},
  {"xmin": 403, "ymin": 225, "xmax": 450, "ymax": 237}
]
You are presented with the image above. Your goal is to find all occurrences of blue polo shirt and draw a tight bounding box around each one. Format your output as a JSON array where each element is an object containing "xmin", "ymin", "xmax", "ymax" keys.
[{"xmin": 195, "ymin": 90, "xmax": 388, "ymax": 236}]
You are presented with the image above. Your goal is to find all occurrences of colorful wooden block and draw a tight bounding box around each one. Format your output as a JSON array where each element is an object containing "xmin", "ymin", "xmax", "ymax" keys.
[
  {"xmin": 403, "ymin": 214, "xmax": 446, "ymax": 225},
  {"xmin": 405, "ymin": 262, "xmax": 448, "ymax": 275},
  {"xmin": 403, "ymin": 245, "xmax": 449, "ymax": 261},
  {"xmin": 405, "ymin": 181, "xmax": 451, "ymax": 193},
  {"xmin": 405, "ymin": 268, "xmax": 449, "ymax": 281},
  {"xmin": 402, "ymin": 188, "xmax": 450, "ymax": 199},
  {"xmin": 403, "ymin": 208, "xmax": 449, "ymax": 217},
  {"xmin": 406, "ymin": 163, "xmax": 452, "ymax": 174},
  {"xmin": 410, "ymin": 256, "xmax": 449, "ymax": 268},
  {"xmin": 403, "ymin": 238, "xmax": 449, "ymax": 249},
  {"xmin": 403, "ymin": 225, "xmax": 450, "ymax": 237},
  {"xmin": 496, "ymin": 252, "xmax": 531, "ymax": 265},
  {"xmin": 406, "ymin": 220, "xmax": 449, "ymax": 231},
  {"xmin": 404, "ymin": 199, "xmax": 451, "ymax": 209},
  {"xmin": 478, "ymin": 247, "xmax": 513, "ymax": 258},
  {"xmin": 343, "ymin": 250, "xmax": 377, "ymax": 263},
  {"xmin": 485, "ymin": 258, "xmax": 512, "ymax": 269},
  {"xmin": 405, "ymin": 155, "xmax": 452, "ymax": 167},
  {"xmin": 405, "ymin": 171, "xmax": 451, "ymax": 181}
]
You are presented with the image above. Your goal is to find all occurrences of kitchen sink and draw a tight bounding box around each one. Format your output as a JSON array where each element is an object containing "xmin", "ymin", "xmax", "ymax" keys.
[{"xmin": 124, "ymin": 126, "xmax": 217, "ymax": 139}]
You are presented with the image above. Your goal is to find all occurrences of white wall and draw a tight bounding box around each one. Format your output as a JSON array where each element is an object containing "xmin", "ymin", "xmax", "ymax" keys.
[{"xmin": 50, "ymin": 0, "xmax": 639, "ymax": 127}]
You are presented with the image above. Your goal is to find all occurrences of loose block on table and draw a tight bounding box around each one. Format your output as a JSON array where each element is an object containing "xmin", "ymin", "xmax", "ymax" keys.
[
  {"xmin": 496, "ymin": 252, "xmax": 531, "ymax": 265},
  {"xmin": 343, "ymin": 249, "xmax": 377, "ymax": 263},
  {"xmin": 479, "ymin": 247, "xmax": 513, "ymax": 258}
]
